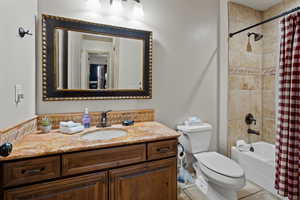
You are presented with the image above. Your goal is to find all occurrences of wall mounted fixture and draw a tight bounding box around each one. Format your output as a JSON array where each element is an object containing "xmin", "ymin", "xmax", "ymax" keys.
[
  {"xmin": 132, "ymin": 0, "xmax": 144, "ymax": 19},
  {"xmin": 15, "ymin": 84, "xmax": 24, "ymax": 105},
  {"xmin": 110, "ymin": 0, "xmax": 144, "ymax": 18},
  {"xmin": 110, "ymin": 0, "xmax": 123, "ymax": 14},
  {"xmin": 246, "ymin": 32, "xmax": 263, "ymax": 53},
  {"xmin": 85, "ymin": 0, "xmax": 101, "ymax": 8},
  {"xmin": 245, "ymin": 113, "xmax": 256, "ymax": 125},
  {"xmin": 85, "ymin": 0, "xmax": 144, "ymax": 19},
  {"xmin": 18, "ymin": 27, "xmax": 32, "ymax": 38}
]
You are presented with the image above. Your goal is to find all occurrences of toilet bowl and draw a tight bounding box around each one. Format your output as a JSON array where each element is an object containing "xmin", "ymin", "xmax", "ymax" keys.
[{"xmin": 177, "ymin": 123, "xmax": 245, "ymax": 200}]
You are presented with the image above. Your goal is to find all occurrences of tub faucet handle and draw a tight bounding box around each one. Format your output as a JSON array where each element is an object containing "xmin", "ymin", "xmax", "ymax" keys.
[
  {"xmin": 245, "ymin": 113, "xmax": 257, "ymax": 125},
  {"xmin": 247, "ymin": 128, "xmax": 260, "ymax": 136}
]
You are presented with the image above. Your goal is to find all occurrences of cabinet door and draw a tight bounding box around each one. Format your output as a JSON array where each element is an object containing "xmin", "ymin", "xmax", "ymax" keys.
[
  {"xmin": 4, "ymin": 172, "xmax": 108, "ymax": 200},
  {"xmin": 110, "ymin": 158, "xmax": 177, "ymax": 200}
]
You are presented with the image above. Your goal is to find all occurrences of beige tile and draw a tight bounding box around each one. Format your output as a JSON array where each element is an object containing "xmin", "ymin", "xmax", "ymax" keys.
[
  {"xmin": 184, "ymin": 186, "xmax": 207, "ymax": 200},
  {"xmin": 263, "ymin": 53, "xmax": 278, "ymax": 69},
  {"xmin": 262, "ymin": 20, "xmax": 279, "ymax": 37},
  {"xmin": 283, "ymin": 0, "xmax": 300, "ymax": 11},
  {"xmin": 229, "ymin": 51, "xmax": 242, "ymax": 68},
  {"xmin": 238, "ymin": 181, "xmax": 263, "ymax": 199},
  {"xmin": 262, "ymin": 118, "xmax": 276, "ymax": 144},
  {"xmin": 229, "ymin": 75, "xmax": 261, "ymax": 91},
  {"xmin": 229, "ymin": 2, "xmax": 242, "ymax": 24},
  {"xmin": 229, "ymin": 18, "xmax": 245, "ymax": 34},
  {"xmin": 263, "ymin": 3, "xmax": 284, "ymax": 20},
  {"xmin": 229, "ymin": 2, "xmax": 258, "ymax": 24},
  {"xmin": 263, "ymin": 23, "xmax": 279, "ymax": 45},
  {"xmin": 241, "ymin": 191, "xmax": 280, "ymax": 200},
  {"xmin": 263, "ymin": 37, "xmax": 279, "ymax": 54},
  {"xmin": 263, "ymin": 75, "xmax": 275, "ymax": 90},
  {"xmin": 250, "ymin": 91, "xmax": 262, "ymax": 119},
  {"xmin": 240, "ymin": 52, "xmax": 262, "ymax": 69},
  {"xmin": 262, "ymin": 91, "xmax": 276, "ymax": 118},
  {"xmin": 228, "ymin": 120, "xmax": 246, "ymax": 150},
  {"xmin": 229, "ymin": 91, "xmax": 252, "ymax": 120},
  {"xmin": 229, "ymin": 75, "xmax": 240, "ymax": 91},
  {"xmin": 178, "ymin": 190, "xmax": 191, "ymax": 200},
  {"xmin": 241, "ymin": 75, "xmax": 261, "ymax": 90}
]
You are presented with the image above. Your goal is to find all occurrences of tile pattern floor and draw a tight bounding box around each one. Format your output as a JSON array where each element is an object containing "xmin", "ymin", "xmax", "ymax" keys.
[{"xmin": 178, "ymin": 181, "xmax": 280, "ymax": 200}]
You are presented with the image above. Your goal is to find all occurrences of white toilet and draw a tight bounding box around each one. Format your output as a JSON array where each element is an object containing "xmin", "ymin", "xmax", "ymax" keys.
[{"xmin": 177, "ymin": 123, "xmax": 245, "ymax": 200}]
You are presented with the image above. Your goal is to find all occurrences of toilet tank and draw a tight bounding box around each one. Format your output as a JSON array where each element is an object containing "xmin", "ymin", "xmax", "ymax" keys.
[{"xmin": 177, "ymin": 123, "xmax": 212, "ymax": 154}]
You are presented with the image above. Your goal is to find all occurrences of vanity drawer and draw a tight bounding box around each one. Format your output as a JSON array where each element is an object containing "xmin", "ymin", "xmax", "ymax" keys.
[
  {"xmin": 147, "ymin": 140, "xmax": 178, "ymax": 160},
  {"xmin": 2, "ymin": 156, "xmax": 61, "ymax": 188},
  {"xmin": 62, "ymin": 144, "xmax": 146, "ymax": 176}
]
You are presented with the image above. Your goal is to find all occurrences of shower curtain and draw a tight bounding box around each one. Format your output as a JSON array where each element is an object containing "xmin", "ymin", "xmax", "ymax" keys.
[{"xmin": 276, "ymin": 12, "xmax": 300, "ymax": 200}]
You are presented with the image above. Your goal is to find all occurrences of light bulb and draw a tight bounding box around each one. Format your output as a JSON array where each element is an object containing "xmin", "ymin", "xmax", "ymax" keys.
[
  {"xmin": 85, "ymin": 0, "xmax": 100, "ymax": 9},
  {"xmin": 110, "ymin": 0, "xmax": 123, "ymax": 14},
  {"xmin": 132, "ymin": 1, "xmax": 144, "ymax": 19}
]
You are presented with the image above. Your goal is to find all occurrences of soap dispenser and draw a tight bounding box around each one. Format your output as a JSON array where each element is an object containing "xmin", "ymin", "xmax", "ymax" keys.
[{"xmin": 82, "ymin": 108, "xmax": 91, "ymax": 128}]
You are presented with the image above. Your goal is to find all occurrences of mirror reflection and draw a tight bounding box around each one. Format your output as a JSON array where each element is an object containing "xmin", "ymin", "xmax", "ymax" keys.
[{"xmin": 55, "ymin": 29, "xmax": 144, "ymax": 90}]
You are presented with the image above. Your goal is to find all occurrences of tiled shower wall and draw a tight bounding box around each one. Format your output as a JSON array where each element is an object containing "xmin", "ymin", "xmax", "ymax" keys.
[
  {"xmin": 228, "ymin": 0, "xmax": 300, "ymax": 152},
  {"xmin": 228, "ymin": 3, "xmax": 263, "ymax": 152}
]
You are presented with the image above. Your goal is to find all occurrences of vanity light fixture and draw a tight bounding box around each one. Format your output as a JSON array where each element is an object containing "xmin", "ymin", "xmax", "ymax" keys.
[
  {"xmin": 85, "ymin": 0, "xmax": 101, "ymax": 8},
  {"xmin": 109, "ymin": 0, "xmax": 144, "ymax": 19},
  {"xmin": 132, "ymin": 0, "xmax": 144, "ymax": 19},
  {"xmin": 110, "ymin": 0, "xmax": 123, "ymax": 13}
]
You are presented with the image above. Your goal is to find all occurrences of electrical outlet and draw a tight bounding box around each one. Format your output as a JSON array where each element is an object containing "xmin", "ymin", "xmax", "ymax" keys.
[{"xmin": 15, "ymin": 84, "xmax": 24, "ymax": 105}]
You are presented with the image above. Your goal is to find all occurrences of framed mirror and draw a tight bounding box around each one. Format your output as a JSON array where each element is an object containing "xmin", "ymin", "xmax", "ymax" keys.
[{"xmin": 42, "ymin": 15, "xmax": 152, "ymax": 101}]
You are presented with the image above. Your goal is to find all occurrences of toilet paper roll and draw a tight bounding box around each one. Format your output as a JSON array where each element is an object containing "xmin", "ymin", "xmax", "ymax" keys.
[
  {"xmin": 178, "ymin": 151, "xmax": 186, "ymax": 160},
  {"xmin": 178, "ymin": 144, "xmax": 186, "ymax": 160}
]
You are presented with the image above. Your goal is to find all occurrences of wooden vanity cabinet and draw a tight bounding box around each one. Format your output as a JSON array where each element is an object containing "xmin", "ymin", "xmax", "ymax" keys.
[
  {"xmin": 109, "ymin": 158, "xmax": 177, "ymax": 200},
  {"xmin": 1, "ymin": 139, "xmax": 178, "ymax": 200},
  {"xmin": 4, "ymin": 172, "xmax": 108, "ymax": 200}
]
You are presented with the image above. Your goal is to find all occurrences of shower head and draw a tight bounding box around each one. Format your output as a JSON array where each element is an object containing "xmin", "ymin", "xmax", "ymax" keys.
[
  {"xmin": 246, "ymin": 32, "xmax": 263, "ymax": 52},
  {"xmin": 248, "ymin": 32, "xmax": 264, "ymax": 41}
]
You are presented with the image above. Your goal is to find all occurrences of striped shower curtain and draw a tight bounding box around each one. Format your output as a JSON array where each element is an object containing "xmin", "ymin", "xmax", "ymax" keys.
[{"xmin": 276, "ymin": 12, "xmax": 300, "ymax": 200}]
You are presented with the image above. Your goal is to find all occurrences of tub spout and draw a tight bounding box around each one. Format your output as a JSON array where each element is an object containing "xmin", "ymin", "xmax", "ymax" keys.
[{"xmin": 248, "ymin": 128, "xmax": 260, "ymax": 135}]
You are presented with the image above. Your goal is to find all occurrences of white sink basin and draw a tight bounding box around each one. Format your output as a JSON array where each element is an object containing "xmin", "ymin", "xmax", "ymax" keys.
[{"xmin": 81, "ymin": 129, "xmax": 128, "ymax": 141}]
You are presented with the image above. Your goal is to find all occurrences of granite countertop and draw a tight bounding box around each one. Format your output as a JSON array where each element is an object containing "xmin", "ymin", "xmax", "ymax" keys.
[{"xmin": 0, "ymin": 122, "xmax": 181, "ymax": 162}]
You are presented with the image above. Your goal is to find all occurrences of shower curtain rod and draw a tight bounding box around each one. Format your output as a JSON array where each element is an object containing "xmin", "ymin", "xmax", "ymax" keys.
[{"xmin": 229, "ymin": 6, "xmax": 300, "ymax": 38}]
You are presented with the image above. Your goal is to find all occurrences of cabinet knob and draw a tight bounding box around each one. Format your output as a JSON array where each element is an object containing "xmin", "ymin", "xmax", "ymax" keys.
[
  {"xmin": 157, "ymin": 147, "xmax": 170, "ymax": 153},
  {"xmin": 21, "ymin": 167, "xmax": 46, "ymax": 175}
]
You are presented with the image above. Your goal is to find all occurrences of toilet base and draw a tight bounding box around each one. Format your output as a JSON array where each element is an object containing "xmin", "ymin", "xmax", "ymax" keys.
[{"xmin": 195, "ymin": 178, "xmax": 238, "ymax": 200}]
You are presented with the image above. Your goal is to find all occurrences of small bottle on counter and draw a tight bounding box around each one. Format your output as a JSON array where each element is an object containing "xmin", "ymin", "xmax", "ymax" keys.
[{"xmin": 82, "ymin": 108, "xmax": 91, "ymax": 128}]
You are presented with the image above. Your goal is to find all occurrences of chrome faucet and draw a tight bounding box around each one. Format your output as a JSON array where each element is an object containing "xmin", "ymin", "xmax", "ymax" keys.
[{"xmin": 97, "ymin": 110, "xmax": 112, "ymax": 128}]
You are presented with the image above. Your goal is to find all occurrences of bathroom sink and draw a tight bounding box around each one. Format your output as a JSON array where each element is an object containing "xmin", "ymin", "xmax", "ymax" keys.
[{"xmin": 81, "ymin": 129, "xmax": 128, "ymax": 141}]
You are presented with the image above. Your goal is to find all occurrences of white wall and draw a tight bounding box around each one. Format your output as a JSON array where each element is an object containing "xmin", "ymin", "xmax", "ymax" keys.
[
  {"xmin": 37, "ymin": 0, "xmax": 220, "ymax": 150},
  {"xmin": 0, "ymin": 0, "xmax": 37, "ymax": 130},
  {"xmin": 218, "ymin": 0, "xmax": 229, "ymax": 155}
]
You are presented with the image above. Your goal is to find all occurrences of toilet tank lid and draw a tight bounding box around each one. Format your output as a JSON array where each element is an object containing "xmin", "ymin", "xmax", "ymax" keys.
[{"xmin": 177, "ymin": 123, "xmax": 212, "ymax": 133}]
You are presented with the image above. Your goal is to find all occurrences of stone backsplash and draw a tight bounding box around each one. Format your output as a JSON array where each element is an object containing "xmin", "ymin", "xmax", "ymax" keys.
[
  {"xmin": 37, "ymin": 109, "xmax": 155, "ymax": 129},
  {"xmin": 0, "ymin": 117, "xmax": 38, "ymax": 145},
  {"xmin": 0, "ymin": 109, "xmax": 155, "ymax": 145}
]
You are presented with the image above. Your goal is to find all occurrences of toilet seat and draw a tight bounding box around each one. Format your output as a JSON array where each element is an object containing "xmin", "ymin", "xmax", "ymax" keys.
[
  {"xmin": 194, "ymin": 152, "xmax": 245, "ymax": 190},
  {"xmin": 196, "ymin": 152, "xmax": 244, "ymax": 178}
]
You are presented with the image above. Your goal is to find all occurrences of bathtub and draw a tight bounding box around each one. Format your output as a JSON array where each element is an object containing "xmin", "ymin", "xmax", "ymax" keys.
[{"xmin": 231, "ymin": 142, "xmax": 282, "ymax": 199}]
